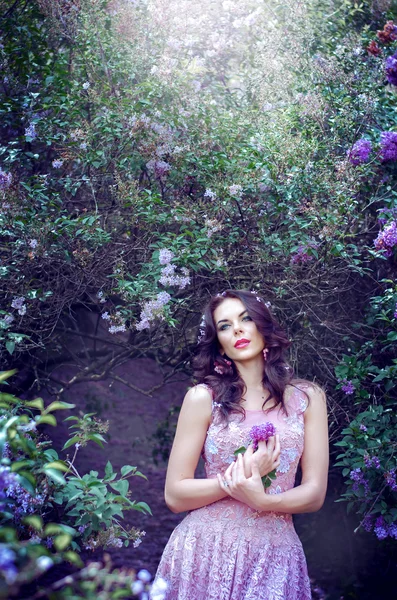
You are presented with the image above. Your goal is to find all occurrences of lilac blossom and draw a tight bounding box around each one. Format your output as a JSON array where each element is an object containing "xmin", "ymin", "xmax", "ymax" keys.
[
  {"xmin": 52, "ymin": 159, "xmax": 63, "ymax": 169},
  {"xmin": 159, "ymin": 264, "xmax": 190, "ymax": 289},
  {"xmin": 82, "ymin": 81, "xmax": 90, "ymax": 90},
  {"xmin": 385, "ymin": 52, "xmax": 397, "ymax": 86},
  {"xmin": 362, "ymin": 514, "xmax": 374, "ymax": 532},
  {"xmin": 109, "ymin": 324, "xmax": 127, "ymax": 334},
  {"xmin": 146, "ymin": 159, "xmax": 171, "ymax": 178},
  {"xmin": 380, "ymin": 131, "xmax": 397, "ymax": 162},
  {"xmin": 0, "ymin": 545, "xmax": 17, "ymax": 584},
  {"xmin": 394, "ymin": 302, "xmax": 397, "ymax": 319},
  {"xmin": 349, "ymin": 467, "xmax": 369, "ymax": 493},
  {"xmin": 135, "ymin": 292, "xmax": 171, "ymax": 331},
  {"xmin": 229, "ymin": 184, "xmax": 243, "ymax": 196},
  {"xmin": 204, "ymin": 188, "xmax": 216, "ymax": 200},
  {"xmin": 341, "ymin": 379, "xmax": 355, "ymax": 395},
  {"xmin": 389, "ymin": 523, "xmax": 397, "ymax": 539},
  {"xmin": 159, "ymin": 248, "xmax": 175, "ymax": 265},
  {"xmin": 385, "ymin": 469, "xmax": 397, "ymax": 492},
  {"xmin": 374, "ymin": 515, "xmax": 388, "ymax": 540},
  {"xmin": 29, "ymin": 239, "xmax": 38, "ymax": 249},
  {"xmin": 364, "ymin": 455, "xmax": 381, "ymax": 469},
  {"xmin": 347, "ymin": 138, "xmax": 372, "ymax": 165},
  {"xmin": 249, "ymin": 423, "xmax": 276, "ymax": 451},
  {"xmin": 0, "ymin": 168, "xmax": 12, "ymax": 189},
  {"xmin": 374, "ymin": 220, "xmax": 397, "ymax": 256},
  {"xmin": 359, "ymin": 423, "xmax": 367, "ymax": 432},
  {"xmin": 377, "ymin": 207, "xmax": 397, "ymax": 225},
  {"xmin": 25, "ymin": 123, "xmax": 37, "ymax": 139},
  {"xmin": 11, "ymin": 296, "xmax": 26, "ymax": 316}
]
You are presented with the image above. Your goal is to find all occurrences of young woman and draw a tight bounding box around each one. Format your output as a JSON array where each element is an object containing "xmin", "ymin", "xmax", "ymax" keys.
[{"xmin": 151, "ymin": 289, "xmax": 329, "ymax": 600}]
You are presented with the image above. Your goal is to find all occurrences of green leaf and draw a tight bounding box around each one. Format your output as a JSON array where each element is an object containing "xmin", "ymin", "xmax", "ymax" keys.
[
  {"xmin": 23, "ymin": 515, "xmax": 43, "ymax": 531},
  {"xmin": 54, "ymin": 533, "xmax": 72, "ymax": 551},
  {"xmin": 132, "ymin": 501, "xmax": 152, "ymax": 515},
  {"xmin": 44, "ymin": 460, "xmax": 70, "ymax": 472},
  {"xmin": 0, "ymin": 369, "xmax": 18, "ymax": 383},
  {"xmin": 36, "ymin": 414, "xmax": 57, "ymax": 426},
  {"xmin": 25, "ymin": 398, "xmax": 45, "ymax": 411},
  {"xmin": 120, "ymin": 465, "xmax": 136, "ymax": 477},
  {"xmin": 62, "ymin": 435, "xmax": 81, "ymax": 450},
  {"xmin": 45, "ymin": 401, "xmax": 76, "ymax": 413},
  {"xmin": 109, "ymin": 479, "xmax": 129, "ymax": 497},
  {"xmin": 233, "ymin": 446, "xmax": 247, "ymax": 456},
  {"xmin": 45, "ymin": 468, "xmax": 66, "ymax": 486},
  {"xmin": 63, "ymin": 551, "xmax": 83, "ymax": 567}
]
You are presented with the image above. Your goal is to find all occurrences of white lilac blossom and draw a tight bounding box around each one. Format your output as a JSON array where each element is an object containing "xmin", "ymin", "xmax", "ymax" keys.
[
  {"xmin": 135, "ymin": 292, "xmax": 171, "ymax": 331},
  {"xmin": 228, "ymin": 184, "xmax": 243, "ymax": 196},
  {"xmin": 52, "ymin": 159, "xmax": 63, "ymax": 169},
  {"xmin": 159, "ymin": 248, "xmax": 175, "ymax": 265},
  {"xmin": 101, "ymin": 312, "xmax": 110, "ymax": 320},
  {"xmin": 82, "ymin": 81, "xmax": 90, "ymax": 90},
  {"xmin": 150, "ymin": 577, "xmax": 168, "ymax": 600},
  {"xmin": 159, "ymin": 264, "xmax": 190, "ymax": 289},
  {"xmin": 25, "ymin": 123, "xmax": 37, "ymax": 139},
  {"xmin": 29, "ymin": 239, "xmax": 38, "ymax": 248},
  {"xmin": 204, "ymin": 188, "xmax": 216, "ymax": 200},
  {"xmin": 79, "ymin": 142, "xmax": 87, "ymax": 150},
  {"xmin": 0, "ymin": 169, "xmax": 12, "ymax": 189},
  {"xmin": 11, "ymin": 296, "xmax": 26, "ymax": 315}
]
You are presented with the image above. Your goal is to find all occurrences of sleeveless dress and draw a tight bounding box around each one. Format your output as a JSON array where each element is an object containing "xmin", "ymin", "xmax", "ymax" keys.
[{"xmin": 151, "ymin": 384, "xmax": 312, "ymax": 600}]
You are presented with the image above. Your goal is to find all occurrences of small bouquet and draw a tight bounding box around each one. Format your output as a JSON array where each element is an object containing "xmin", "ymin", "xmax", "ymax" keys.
[{"xmin": 234, "ymin": 423, "xmax": 277, "ymax": 489}]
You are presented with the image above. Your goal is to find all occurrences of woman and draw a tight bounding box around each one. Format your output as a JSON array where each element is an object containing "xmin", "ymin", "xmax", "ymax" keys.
[{"xmin": 151, "ymin": 289, "xmax": 329, "ymax": 600}]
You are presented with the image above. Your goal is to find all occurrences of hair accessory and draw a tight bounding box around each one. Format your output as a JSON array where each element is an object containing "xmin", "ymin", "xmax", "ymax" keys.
[
  {"xmin": 197, "ymin": 314, "xmax": 206, "ymax": 343},
  {"xmin": 216, "ymin": 291, "xmax": 227, "ymax": 298},
  {"xmin": 213, "ymin": 359, "xmax": 232, "ymax": 375},
  {"xmin": 263, "ymin": 347, "xmax": 269, "ymax": 361}
]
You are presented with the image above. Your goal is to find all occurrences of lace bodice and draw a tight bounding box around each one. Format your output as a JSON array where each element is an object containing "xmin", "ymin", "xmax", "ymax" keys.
[{"xmin": 201, "ymin": 384, "xmax": 309, "ymax": 496}]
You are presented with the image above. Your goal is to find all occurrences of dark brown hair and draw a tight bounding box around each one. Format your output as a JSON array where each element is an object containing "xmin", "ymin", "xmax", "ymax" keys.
[{"xmin": 192, "ymin": 289, "xmax": 306, "ymax": 422}]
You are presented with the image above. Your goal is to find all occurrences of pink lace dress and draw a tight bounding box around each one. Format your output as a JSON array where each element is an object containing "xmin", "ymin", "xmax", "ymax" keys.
[{"xmin": 151, "ymin": 384, "xmax": 312, "ymax": 600}]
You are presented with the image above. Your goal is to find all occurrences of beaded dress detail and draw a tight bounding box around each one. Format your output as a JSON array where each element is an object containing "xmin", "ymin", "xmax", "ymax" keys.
[{"xmin": 151, "ymin": 384, "xmax": 312, "ymax": 600}]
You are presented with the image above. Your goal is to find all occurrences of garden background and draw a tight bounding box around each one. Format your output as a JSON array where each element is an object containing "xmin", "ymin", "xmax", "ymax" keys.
[{"xmin": 0, "ymin": 0, "xmax": 397, "ymax": 598}]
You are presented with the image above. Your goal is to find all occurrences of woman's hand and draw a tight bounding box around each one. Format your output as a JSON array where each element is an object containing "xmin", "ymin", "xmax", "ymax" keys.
[
  {"xmin": 217, "ymin": 453, "xmax": 269, "ymax": 512},
  {"xmin": 242, "ymin": 434, "xmax": 281, "ymax": 478}
]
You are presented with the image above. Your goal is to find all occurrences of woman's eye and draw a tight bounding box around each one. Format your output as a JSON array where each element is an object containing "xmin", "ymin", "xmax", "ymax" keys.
[{"xmin": 219, "ymin": 316, "xmax": 252, "ymax": 331}]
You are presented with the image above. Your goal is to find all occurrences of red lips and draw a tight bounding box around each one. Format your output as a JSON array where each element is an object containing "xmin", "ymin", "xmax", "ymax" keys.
[{"xmin": 234, "ymin": 338, "xmax": 250, "ymax": 348}]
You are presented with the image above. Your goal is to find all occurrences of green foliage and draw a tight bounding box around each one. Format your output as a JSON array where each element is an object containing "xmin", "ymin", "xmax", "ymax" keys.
[{"xmin": 0, "ymin": 370, "xmax": 149, "ymax": 596}]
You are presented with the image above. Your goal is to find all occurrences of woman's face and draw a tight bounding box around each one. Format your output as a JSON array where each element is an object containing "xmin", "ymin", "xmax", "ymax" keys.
[{"xmin": 213, "ymin": 297, "xmax": 265, "ymax": 361}]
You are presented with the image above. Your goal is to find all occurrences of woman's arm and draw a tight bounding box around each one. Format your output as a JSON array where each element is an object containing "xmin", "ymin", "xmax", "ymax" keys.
[
  {"xmin": 218, "ymin": 384, "xmax": 329, "ymax": 514},
  {"xmin": 164, "ymin": 385, "xmax": 228, "ymax": 514}
]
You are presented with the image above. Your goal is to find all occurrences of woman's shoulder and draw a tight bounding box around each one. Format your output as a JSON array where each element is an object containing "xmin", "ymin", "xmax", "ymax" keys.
[
  {"xmin": 184, "ymin": 383, "xmax": 214, "ymax": 404},
  {"xmin": 285, "ymin": 379, "xmax": 326, "ymax": 413}
]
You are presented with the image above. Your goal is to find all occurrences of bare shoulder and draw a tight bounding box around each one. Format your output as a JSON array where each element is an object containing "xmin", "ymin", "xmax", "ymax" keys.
[
  {"xmin": 291, "ymin": 379, "xmax": 327, "ymax": 404},
  {"xmin": 181, "ymin": 384, "xmax": 213, "ymax": 416}
]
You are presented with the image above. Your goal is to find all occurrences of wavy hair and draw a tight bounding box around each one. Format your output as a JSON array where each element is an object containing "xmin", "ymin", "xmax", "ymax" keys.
[{"xmin": 192, "ymin": 289, "xmax": 307, "ymax": 422}]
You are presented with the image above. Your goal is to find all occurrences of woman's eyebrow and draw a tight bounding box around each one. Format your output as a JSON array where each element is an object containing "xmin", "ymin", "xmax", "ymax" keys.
[{"xmin": 217, "ymin": 309, "xmax": 247, "ymax": 325}]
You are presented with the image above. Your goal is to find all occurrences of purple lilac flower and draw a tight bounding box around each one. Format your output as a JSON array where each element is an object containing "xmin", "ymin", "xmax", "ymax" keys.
[
  {"xmin": 374, "ymin": 515, "xmax": 388, "ymax": 540},
  {"xmin": 385, "ymin": 52, "xmax": 397, "ymax": 86},
  {"xmin": 349, "ymin": 467, "xmax": 370, "ymax": 493},
  {"xmin": 0, "ymin": 545, "xmax": 18, "ymax": 584},
  {"xmin": 393, "ymin": 302, "xmax": 397, "ymax": 319},
  {"xmin": 146, "ymin": 159, "xmax": 171, "ymax": 178},
  {"xmin": 359, "ymin": 423, "xmax": 367, "ymax": 432},
  {"xmin": 385, "ymin": 469, "xmax": 397, "ymax": 492},
  {"xmin": 347, "ymin": 139, "xmax": 372, "ymax": 165},
  {"xmin": 374, "ymin": 220, "xmax": 397, "ymax": 256},
  {"xmin": 29, "ymin": 239, "xmax": 38, "ymax": 249},
  {"xmin": 341, "ymin": 379, "xmax": 355, "ymax": 395},
  {"xmin": 52, "ymin": 159, "xmax": 63, "ymax": 169},
  {"xmin": 0, "ymin": 467, "xmax": 18, "ymax": 512},
  {"xmin": 380, "ymin": 131, "xmax": 397, "ymax": 162},
  {"xmin": 364, "ymin": 455, "xmax": 381, "ymax": 469},
  {"xmin": 377, "ymin": 207, "xmax": 397, "ymax": 225},
  {"xmin": 249, "ymin": 423, "xmax": 276, "ymax": 451},
  {"xmin": 25, "ymin": 123, "xmax": 37, "ymax": 139},
  {"xmin": 362, "ymin": 514, "xmax": 374, "ymax": 532},
  {"xmin": 159, "ymin": 248, "xmax": 175, "ymax": 265},
  {"xmin": 388, "ymin": 522, "xmax": 397, "ymax": 539},
  {"xmin": 0, "ymin": 169, "xmax": 12, "ymax": 189}
]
